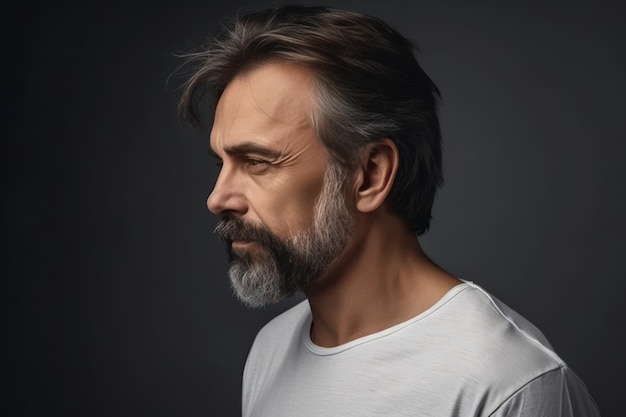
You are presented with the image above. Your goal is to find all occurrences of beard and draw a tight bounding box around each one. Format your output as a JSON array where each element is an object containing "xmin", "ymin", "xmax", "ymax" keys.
[{"xmin": 214, "ymin": 162, "xmax": 355, "ymax": 308}]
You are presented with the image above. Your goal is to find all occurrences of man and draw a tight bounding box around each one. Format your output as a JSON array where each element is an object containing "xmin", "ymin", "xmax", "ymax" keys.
[{"xmin": 179, "ymin": 5, "xmax": 600, "ymax": 416}]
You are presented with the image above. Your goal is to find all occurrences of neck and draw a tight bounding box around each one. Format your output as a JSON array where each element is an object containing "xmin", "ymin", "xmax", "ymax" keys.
[{"xmin": 304, "ymin": 211, "xmax": 460, "ymax": 347}]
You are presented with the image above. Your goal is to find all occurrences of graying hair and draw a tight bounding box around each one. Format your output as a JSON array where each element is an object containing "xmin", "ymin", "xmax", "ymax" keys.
[{"xmin": 179, "ymin": 5, "xmax": 443, "ymax": 235}]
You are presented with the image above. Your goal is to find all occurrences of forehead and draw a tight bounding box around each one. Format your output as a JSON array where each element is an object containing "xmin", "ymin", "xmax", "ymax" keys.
[{"xmin": 210, "ymin": 62, "xmax": 318, "ymax": 152}]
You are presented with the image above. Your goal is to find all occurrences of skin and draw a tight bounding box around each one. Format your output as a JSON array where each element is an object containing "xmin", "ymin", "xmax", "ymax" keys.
[
  {"xmin": 209, "ymin": 61, "xmax": 461, "ymax": 347},
  {"xmin": 208, "ymin": 62, "xmax": 328, "ymax": 244}
]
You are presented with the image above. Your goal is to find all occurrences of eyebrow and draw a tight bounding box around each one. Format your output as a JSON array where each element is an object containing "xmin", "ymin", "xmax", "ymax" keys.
[{"xmin": 209, "ymin": 142, "xmax": 282, "ymax": 160}]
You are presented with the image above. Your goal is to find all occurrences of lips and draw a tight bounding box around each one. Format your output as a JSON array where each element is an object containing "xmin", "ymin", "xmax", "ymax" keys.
[
  {"xmin": 225, "ymin": 234, "xmax": 258, "ymax": 245},
  {"xmin": 215, "ymin": 217, "xmax": 281, "ymax": 253},
  {"xmin": 231, "ymin": 239, "xmax": 257, "ymax": 248},
  {"xmin": 215, "ymin": 218, "xmax": 264, "ymax": 243}
]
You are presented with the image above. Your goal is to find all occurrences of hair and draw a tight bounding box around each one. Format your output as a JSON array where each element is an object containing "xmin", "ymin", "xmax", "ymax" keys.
[{"xmin": 178, "ymin": 5, "xmax": 443, "ymax": 235}]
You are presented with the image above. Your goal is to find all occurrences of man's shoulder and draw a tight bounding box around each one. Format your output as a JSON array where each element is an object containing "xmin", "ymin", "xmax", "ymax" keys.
[
  {"xmin": 440, "ymin": 282, "xmax": 563, "ymax": 366},
  {"xmin": 429, "ymin": 282, "xmax": 571, "ymax": 399},
  {"xmin": 457, "ymin": 283, "xmax": 560, "ymax": 354}
]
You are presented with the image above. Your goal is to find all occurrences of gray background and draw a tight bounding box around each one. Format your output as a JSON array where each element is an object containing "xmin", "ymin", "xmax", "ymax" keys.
[{"xmin": 3, "ymin": 0, "xmax": 624, "ymax": 416}]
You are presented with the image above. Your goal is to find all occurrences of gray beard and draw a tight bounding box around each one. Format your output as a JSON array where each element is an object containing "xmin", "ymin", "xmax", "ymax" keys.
[{"xmin": 214, "ymin": 163, "xmax": 354, "ymax": 308}]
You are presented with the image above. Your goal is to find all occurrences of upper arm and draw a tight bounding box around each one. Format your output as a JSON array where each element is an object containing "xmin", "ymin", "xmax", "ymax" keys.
[{"xmin": 489, "ymin": 367, "xmax": 600, "ymax": 417}]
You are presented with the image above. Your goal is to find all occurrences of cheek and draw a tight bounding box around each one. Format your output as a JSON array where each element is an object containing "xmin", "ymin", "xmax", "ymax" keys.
[{"xmin": 256, "ymin": 169, "xmax": 327, "ymax": 236}]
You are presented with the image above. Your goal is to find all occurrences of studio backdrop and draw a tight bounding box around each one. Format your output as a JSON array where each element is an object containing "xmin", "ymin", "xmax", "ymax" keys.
[{"xmin": 4, "ymin": 1, "xmax": 624, "ymax": 416}]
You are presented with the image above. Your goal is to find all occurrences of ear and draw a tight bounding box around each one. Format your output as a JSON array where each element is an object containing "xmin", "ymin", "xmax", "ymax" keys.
[{"xmin": 353, "ymin": 138, "xmax": 399, "ymax": 213}]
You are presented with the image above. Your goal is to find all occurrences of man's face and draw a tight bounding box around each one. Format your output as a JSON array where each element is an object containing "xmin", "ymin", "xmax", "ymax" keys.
[{"xmin": 208, "ymin": 62, "xmax": 354, "ymax": 307}]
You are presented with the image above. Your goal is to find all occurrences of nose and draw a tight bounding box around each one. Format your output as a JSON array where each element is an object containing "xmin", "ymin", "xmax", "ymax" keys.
[{"xmin": 206, "ymin": 169, "xmax": 248, "ymax": 215}]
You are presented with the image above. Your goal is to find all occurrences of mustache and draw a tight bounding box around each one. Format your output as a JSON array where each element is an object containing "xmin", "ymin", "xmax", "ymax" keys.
[{"xmin": 214, "ymin": 216, "xmax": 280, "ymax": 247}]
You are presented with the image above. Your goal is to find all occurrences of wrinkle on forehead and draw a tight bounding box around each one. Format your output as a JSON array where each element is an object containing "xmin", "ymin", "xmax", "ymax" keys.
[{"xmin": 211, "ymin": 62, "xmax": 320, "ymax": 156}]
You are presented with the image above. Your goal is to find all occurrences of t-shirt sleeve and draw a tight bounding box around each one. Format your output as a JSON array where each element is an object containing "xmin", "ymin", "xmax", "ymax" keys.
[{"xmin": 489, "ymin": 367, "xmax": 600, "ymax": 417}]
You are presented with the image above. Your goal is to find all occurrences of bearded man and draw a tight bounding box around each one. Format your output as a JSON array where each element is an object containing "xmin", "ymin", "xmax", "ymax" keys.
[{"xmin": 178, "ymin": 5, "xmax": 600, "ymax": 417}]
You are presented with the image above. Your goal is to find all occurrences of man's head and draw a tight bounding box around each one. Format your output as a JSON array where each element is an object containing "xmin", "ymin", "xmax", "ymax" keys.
[
  {"xmin": 180, "ymin": 5, "xmax": 443, "ymax": 234},
  {"xmin": 179, "ymin": 5, "xmax": 443, "ymax": 306}
]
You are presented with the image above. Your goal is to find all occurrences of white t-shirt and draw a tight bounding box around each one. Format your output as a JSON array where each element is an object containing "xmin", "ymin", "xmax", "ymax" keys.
[{"xmin": 242, "ymin": 281, "xmax": 600, "ymax": 416}]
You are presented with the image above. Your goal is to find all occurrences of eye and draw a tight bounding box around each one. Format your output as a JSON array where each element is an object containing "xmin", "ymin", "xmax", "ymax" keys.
[
  {"xmin": 244, "ymin": 158, "xmax": 272, "ymax": 173},
  {"xmin": 243, "ymin": 156, "xmax": 270, "ymax": 167}
]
